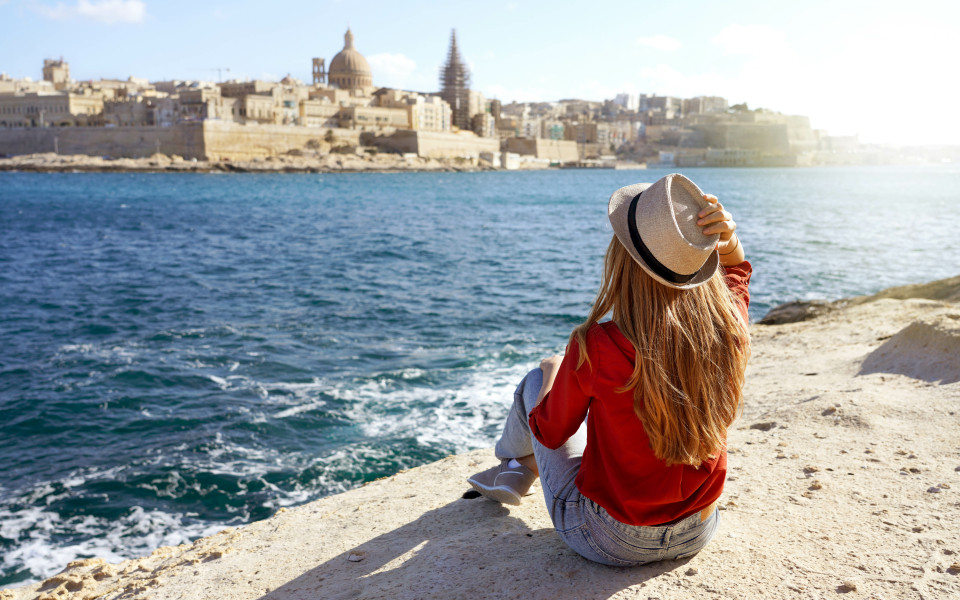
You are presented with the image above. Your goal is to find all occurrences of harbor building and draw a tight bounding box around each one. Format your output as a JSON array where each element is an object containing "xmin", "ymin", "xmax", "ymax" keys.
[{"xmin": 0, "ymin": 26, "xmax": 830, "ymax": 166}]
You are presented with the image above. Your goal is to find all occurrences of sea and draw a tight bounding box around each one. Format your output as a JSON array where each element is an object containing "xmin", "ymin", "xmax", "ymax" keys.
[{"xmin": 1, "ymin": 166, "xmax": 958, "ymax": 586}]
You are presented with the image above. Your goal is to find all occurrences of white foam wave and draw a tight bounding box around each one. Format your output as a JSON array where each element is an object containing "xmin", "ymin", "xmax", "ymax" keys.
[
  {"xmin": 331, "ymin": 359, "xmax": 533, "ymax": 450},
  {"xmin": 55, "ymin": 342, "xmax": 139, "ymax": 364},
  {"xmin": 0, "ymin": 503, "xmax": 226, "ymax": 586},
  {"xmin": 202, "ymin": 352, "xmax": 539, "ymax": 451},
  {"xmin": 272, "ymin": 400, "xmax": 327, "ymax": 419}
]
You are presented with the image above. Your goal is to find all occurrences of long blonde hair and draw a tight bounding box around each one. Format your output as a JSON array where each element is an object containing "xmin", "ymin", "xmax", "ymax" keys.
[{"xmin": 572, "ymin": 236, "xmax": 750, "ymax": 467}]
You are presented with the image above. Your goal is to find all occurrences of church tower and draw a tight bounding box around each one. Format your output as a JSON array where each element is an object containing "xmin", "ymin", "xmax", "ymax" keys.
[{"xmin": 439, "ymin": 30, "xmax": 471, "ymax": 130}]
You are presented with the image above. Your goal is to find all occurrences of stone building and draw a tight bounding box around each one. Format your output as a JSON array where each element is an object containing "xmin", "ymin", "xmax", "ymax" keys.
[
  {"xmin": 239, "ymin": 94, "xmax": 275, "ymax": 124},
  {"xmin": 374, "ymin": 88, "xmax": 451, "ymax": 132},
  {"xmin": 0, "ymin": 73, "xmax": 17, "ymax": 94},
  {"xmin": 520, "ymin": 116, "xmax": 540, "ymax": 139},
  {"xmin": 219, "ymin": 80, "xmax": 276, "ymax": 98},
  {"xmin": 308, "ymin": 86, "xmax": 371, "ymax": 108},
  {"xmin": 0, "ymin": 75, "xmax": 56, "ymax": 95},
  {"xmin": 467, "ymin": 90, "xmax": 485, "ymax": 123},
  {"xmin": 298, "ymin": 99, "xmax": 340, "ymax": 128},
  {"xmin": 339, "ymin": 105, "xmax": 409, "ymax": 130},
  {"xmin": 409, "ymin": 95, "xmax": 451, "ymax": 132},
  {"xmin": 42, "ymin": 58, "xmax": 70, "ymax": 90},
  {"xmin": 0, "ymin": 91, "xmax": 103, "ymax": 128},
  {"xmin": 540, "ymin": 119, "xmax": 564, "ymax": 140},
  {"xmin": 103, "ymin": 98, "xmax": 150, "ymax": 127},
  {"xmin": 471, "ymin": 112, "xmax": 495, "ymax": 138},
  {"xmin": 488, "ymin": 99, "xmax": 501, "ymax": 130},
  {"xmin": 682, "ymin": 96, "xmax": 728, "ymax": 115},
  {"xmin": 597, "ymin": 120, "xmax": 638, "ymax": 149},
  {"xmin": 328, "ymin": 29, "xmax": 373, "ymax": 90},
  {"xmin": 613, "ymin": 93, "xmax": 638, "ymax": 111},
  {"xmin": 564, "ymin": 121, "xmax": 598, "ymax": 144}
]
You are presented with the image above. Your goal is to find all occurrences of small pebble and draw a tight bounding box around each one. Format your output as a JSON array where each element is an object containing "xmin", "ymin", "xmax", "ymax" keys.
[
  {"xmin": 927, "ymin": 486, "xmax": 942, "ymax": 493},
  {"xmin": 808, "ymin": 480, "xmax": 823, "ymax": 491},
  {"xmin": 947, "ymin": 563, "xmax": 960, "ymax": 575},
  {"xmin": 347, "ymin": 552, "xmax": 366, "ymax": 562},
  {"xmin": 803, "ymin": 466, "xmax": 819, "ymax": 474},
  {"xmin": 685, "ymin": 567, "xmax": 699, "ymax": 576},
  {"xmin": 940, "ymin": 483, "xmax": 951, "ymax": 489},
  {"xmin": 838, "ymin": 580, "xmax": 858, "ymax": 592},
  {"xmin": 821, "ymin": 407, "xmax": 837, "ymax": 416}
]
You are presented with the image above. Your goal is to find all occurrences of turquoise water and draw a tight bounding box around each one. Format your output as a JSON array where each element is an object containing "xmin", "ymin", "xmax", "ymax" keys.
[{"xmin": 1, "ymin": 166, "xmax": 958, "ymax": 585}]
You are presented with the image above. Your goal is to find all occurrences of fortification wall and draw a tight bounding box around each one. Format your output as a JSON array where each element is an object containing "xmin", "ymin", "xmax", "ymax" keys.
[
  {"xmin": 369, "ymin": 130, "xmax": 419, "ymax": 154},
  {"xmin": 201, "ymin": 121, "xmax": 360, "ymax": 161},
  {"xmin": 417, "ymin": 131, "xmax": 499, "ymax": 159},
  {"xmin": 726, "ymin": 123, "xmax": 790, "ymax": 154},
  {"xmin": 371, "ymin": 130, "xmax": 499, "ymax": 159},
  {"xmin": 0, "ymin": 123, "xmax": 206, "ymax": 159},
  {"xmin": 693, "ymin": 123, "xmax": 790, "ymax": 153},
  {"xmin": 505, "ymin": 138, "xmax": 578, "ymax": 163},
  {"xmin": 0, "ymin": 122, "xmax": 491, "ymax": 162}
]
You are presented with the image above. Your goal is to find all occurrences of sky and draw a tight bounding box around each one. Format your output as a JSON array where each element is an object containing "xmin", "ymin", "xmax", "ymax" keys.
[{"xmin": 1, "ymin": 0, "xmax": 959, "ymax": 146}]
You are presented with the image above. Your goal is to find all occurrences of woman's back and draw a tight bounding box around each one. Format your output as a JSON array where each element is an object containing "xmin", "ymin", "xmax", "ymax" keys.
[
  {"xmin": 530, "ymin": 262, "xmax": 752, "ymax": 525},
  {"xmin": 469, "ymin": 173, "xmax": 751, "ymax": 566}
]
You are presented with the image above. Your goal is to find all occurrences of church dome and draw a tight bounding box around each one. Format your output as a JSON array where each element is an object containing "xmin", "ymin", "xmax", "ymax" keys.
[{"xmin": 328, "ymin": 29, "xmax": 373, "ymax": 90}]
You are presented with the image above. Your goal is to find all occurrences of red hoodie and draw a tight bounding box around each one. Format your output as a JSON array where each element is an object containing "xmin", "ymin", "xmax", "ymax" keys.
[{"xmin": 529, "ymin": 261, "xmax": 752, "ymax": 526}]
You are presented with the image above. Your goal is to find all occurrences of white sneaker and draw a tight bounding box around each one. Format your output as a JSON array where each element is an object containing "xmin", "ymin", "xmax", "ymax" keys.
[{"xmin": 467, "ymin": 459, "xmax": 536, "ymax": 506}]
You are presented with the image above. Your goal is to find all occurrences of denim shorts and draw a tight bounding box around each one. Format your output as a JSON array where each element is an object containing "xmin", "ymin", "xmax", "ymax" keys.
[
  {"xmin": 495, "ymin": 368, "xmax": 720, "ymax": 566},
  {"xmin": 560, "ymin": 494, "xmax": 719, "ymax": 567}
]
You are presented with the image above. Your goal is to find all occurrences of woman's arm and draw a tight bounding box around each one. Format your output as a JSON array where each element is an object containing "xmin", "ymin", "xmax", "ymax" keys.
[
  {"xmin": 698, "ymin": 194, "xmax": 745, "ymax": 267},
  {"xmin": 528, "ymin": 343, "xmax": 592, "ymax": 450},
  {"xmin": 536, "ymin": 354, "xmax": 563, "ymax": 406}
]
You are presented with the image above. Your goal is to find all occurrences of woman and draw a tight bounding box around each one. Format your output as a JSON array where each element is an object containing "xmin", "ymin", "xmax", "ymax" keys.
[{"xmin": 468, "ymin": 173, "xmax": 751, "ymax": 566}]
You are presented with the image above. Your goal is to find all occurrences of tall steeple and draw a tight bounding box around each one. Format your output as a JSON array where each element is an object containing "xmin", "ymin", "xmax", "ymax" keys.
[{"xmin": 439, "ymin": 29, "xmax": 471, "ymax": 130}]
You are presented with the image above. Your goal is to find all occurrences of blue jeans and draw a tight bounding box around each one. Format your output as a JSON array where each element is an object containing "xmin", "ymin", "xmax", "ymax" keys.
[{"xmin": 494, "ymin": 368, "xmax": 719, "ymax": 566}]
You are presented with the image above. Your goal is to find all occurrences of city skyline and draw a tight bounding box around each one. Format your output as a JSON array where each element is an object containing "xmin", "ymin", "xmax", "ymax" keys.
[{"xmin": 1, "ymin": 0, "xmax": 959, "ymax": 146}]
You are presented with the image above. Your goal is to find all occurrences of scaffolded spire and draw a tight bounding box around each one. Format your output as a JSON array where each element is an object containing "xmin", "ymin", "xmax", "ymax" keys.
[{"xmin": 439, "ymin": 29, "xmax": 471, "ymax": 130}]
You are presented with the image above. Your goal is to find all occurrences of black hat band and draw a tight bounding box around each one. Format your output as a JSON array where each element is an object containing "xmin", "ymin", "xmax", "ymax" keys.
[{"xmin": 627, "ymin": 192, "xmax": 697, "ymax": 285}]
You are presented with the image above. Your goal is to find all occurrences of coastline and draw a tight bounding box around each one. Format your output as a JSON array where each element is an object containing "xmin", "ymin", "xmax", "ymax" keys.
[
  {"xmin": 1, "ymin": 153, "xmax": 950, "ymax": 175},
  {"xmin": 2, "ymin": 277, "xmax": 959, "ymax": 599},
  {"xmin": 0, "ymin": 152, "xmax": 531, "ymax": 174}
]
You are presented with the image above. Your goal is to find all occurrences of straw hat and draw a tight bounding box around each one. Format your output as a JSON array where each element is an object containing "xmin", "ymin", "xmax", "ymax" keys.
[{"xmin": 608, "ymin": 173, "xmax": 720, "ymax": 290}]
